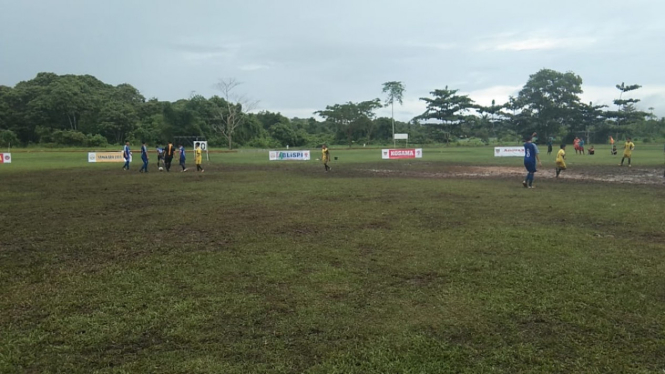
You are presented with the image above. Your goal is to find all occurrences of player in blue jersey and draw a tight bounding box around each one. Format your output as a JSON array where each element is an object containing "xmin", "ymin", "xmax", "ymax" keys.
[
  {"xmin": 139, "ymin": 141, "xmax": 149, "ymax": 173},
  {"xmin": 522, "ymin": 136, "xmax": 542, "ymax": 188},
  {"xmin": 178, "ymin": 144, "xmax": 188, "ymax": 172},
  {"xmin": 123, "ymin": 141, "xmax": 131, "ymax": 170}
]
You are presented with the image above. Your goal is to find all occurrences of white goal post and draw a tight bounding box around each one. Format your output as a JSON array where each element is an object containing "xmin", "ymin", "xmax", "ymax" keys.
[{"xmin": 193, "ymin": 140, "xmax": 209, "ymax": 161}]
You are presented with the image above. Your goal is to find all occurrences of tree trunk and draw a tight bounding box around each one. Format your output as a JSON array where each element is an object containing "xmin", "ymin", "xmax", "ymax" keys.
[
  {"xmin": 392, "ymin": 102, "xmax": 395, "ymax": 148},
  {"xmin": 228, "ymin": 133, "xmax": 232, "ymax": 150}
]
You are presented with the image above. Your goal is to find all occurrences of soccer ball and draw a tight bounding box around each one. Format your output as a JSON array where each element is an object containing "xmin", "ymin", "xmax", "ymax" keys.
[{"xmin": 159, "ymin": 167, "xmax": 164, "ymax": 171}]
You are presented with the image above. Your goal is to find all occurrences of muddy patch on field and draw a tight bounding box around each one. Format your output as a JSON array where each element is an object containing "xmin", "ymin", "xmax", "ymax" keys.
[{"xmin": 363, "ymin": 166, "xmax": 665, "ymax": 185}]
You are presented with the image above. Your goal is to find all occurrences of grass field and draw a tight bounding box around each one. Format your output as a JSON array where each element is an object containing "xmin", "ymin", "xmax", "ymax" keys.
[{"xmin": 1, "ymin": 146, "xmax": 664, "ymax": 373}]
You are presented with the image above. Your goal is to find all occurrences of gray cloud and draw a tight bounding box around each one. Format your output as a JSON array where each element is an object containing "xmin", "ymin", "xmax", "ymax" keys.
[{"xmin": 1, "ymin": 0, "xmax": 664, "ymax": 118}]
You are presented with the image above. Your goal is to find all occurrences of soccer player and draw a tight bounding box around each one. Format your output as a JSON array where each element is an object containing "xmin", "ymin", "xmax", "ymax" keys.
[
  {"xmin": 195, "ymin": 142, "xmax": 204, "ymax": 172},
  {"xmin": 322, "ymin": 144, "xmax": 331, "ymax": 172},
  {"xmin": 619, "ymin": 137, "xmax": 635, "ymax": 167},
  {"xmin": 156, "ymin": 145, "xmax": 164, "ymax": 169},
  {"xmin": 123, "ymin": 141, "xmax": 131, "ymax": 170},
  {"xmin": 139, "ymin": 141, "xmax": 149, "ymax": 173},
  {"xmin": 522, "ymin": 136, "xmax": 542, "ymax": 188},
  {"xmin": 164, "ymin": 142, "xmax": 176, "ymax": 172},
  {"xmin": 555, "ymin": 144, "xmax": 567, "ymax": 178},
  {"xmin": 178, "ymin": 144, "xmax": 188, "ymax": 172}
]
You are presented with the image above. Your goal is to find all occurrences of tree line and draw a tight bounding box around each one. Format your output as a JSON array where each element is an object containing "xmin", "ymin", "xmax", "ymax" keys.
[{"xmin": 0, "ymin": 69, "xmax": 663, "ymax": 149}]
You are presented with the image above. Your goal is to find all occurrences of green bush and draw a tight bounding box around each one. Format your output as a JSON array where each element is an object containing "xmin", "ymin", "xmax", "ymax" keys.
[
  {"xmin": 305, "ymin": 133, "xmax": 335, "ymax": 148},
  {"xmin": 0, "ymin": 129, "xmax": 19, "ymax": 147},
  {"xmin": 246, "ymin": 136, "xmax": 281, "ymax": 149},
  {"xmin": 51, "ymin": 130, "xmax": 88, "ymax": 146},
  {"xmin": 87, "ymin": 134, "xmax": 109, "ymax": 147}
]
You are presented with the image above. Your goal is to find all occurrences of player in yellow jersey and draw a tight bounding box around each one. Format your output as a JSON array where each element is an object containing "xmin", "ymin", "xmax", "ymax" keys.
[
  {"xmin": 555, "ymin": 144, "xmax": 567, "ymax": 178},
  {"xmin": 619, "ymin": 137, "xmax": 635, "ymax": 167},
  {"xmin": 194, "ymin": 142, "xmax": 204, "ymax": 172},
  {"xmin": 321, "ymin": 144, "xmax": 331, "ymax": 172}
]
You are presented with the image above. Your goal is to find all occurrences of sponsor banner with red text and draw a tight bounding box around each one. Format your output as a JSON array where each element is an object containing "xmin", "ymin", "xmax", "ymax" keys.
[
  {"xmin": 381, "ymin": 149, "xmax": 423, "ymax": 160},
  {"xmin": 0, "ymin": 153, "xmax": 11, "ymax": 164},
  {"xmin": 494, "ymin": 146, "xmax": 525, "ymax": 157}
]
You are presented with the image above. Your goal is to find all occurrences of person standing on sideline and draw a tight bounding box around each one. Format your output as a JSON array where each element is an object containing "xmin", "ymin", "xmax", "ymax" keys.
[
  {"xmin": 139, "ymin": 141, "xmax": 149, "ymax": 173},
  {"xmin": 547, "ymin": 137, "xmax": 553, "ymax": 155},
  {"xmin": 579, "ymin": 138, "xmax": 585, "ymax": 155},
  {"xmin": 619, "ymin": 137, "xmax": 635, "ymax": 167},
  {"xmin": 195, "ymin": 142, "xmax": 204, "ymax": 172},
  {"xmin": 555, "ymin": 144, "xmax": 567, "ymax": 178},
  {"xmin": 574, "ymin": 137, "xmax": 580, "ymax": 154},
  {"xmin": 178, "ymin": 144, "xmax": 188, "ymax": 172},
  {"xmin": 164, "ymin": 142, "xmax": 176, "ymax": 172},
  {"xmin": 522, "ymin": 136, "xmax": 542, "ymax": 188},
  {"xmin": 322, "ymin": 144, "xmax": 331, "ymax": 172},
  {"xmin": 123, "ymin": 141, "xmax": 131, "ymax": 170}
]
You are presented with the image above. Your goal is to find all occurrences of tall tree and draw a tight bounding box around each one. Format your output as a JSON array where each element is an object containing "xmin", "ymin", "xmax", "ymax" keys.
[
  {"xmin": 512, "ymin": 69, "xmax": 583, "ymax": 139},
  {"xmin": 418, "ymin": 86, "xmax": 475, "ymax": 145},
  {"xmin": 315, "ymin": 99, "xmax": 381, "ymax": 147},
  {"xmin": 609, "ymin": 82, "xmax": 647, "ymax": 137},
  {"xmin": 476, "ymin": 99, "xmax": 506, "ymax": 138},
  {"xmin": 577, "ymin": 101, "xmax": 607, "ymax": 144},
  {"xmin": 211, "ymin": 78, "xmax": 258, "ymax": 150},
  {"xmin": 382, "ymin": 81, "xmax": 405, "ymax": 147},
  {"xmin": 358, "ymin": 99, "xmax": 382, "ymax": 144}
]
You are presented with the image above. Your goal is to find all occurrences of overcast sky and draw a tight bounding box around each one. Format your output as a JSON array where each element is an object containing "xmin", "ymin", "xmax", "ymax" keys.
[{"xmin": 1, "ymin": 0, "xmax": 664, "ymax": 120}]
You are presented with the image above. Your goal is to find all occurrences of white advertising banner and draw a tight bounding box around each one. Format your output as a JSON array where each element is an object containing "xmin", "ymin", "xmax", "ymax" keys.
[
  {"xmin": 381, "ymin": 149, "xmax": 423, "ymax": 159},
  {"xmin": 494, "ymin": 146, "xmax": 525, "ymax": 157},
  {"xmin": 88, "ymin": 152, "xmax": 132, "ymax": 163},
  {"xmin": 394, "ymin": 133, "xmax": 409, "ymax": 140},
  {"xmin": 269, "ymin": 150, "xmax": 311, "ymax": 161},
  {"xmin": 0, "ymin": 153, "xmax": 11, "ymax": 164}
]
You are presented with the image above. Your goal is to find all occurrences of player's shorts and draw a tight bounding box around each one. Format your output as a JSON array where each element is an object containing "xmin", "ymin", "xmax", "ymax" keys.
[
  {"xmin": 623, "ymin": 152, "xmax": 632, "ymax": 158},
  {"xmin": 556, "ymin": 161, "xmax": 567, "ymax": 170},
  {"xmin": 524, "ymin": 161, "xmax": 537, "ymax": 173}
]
